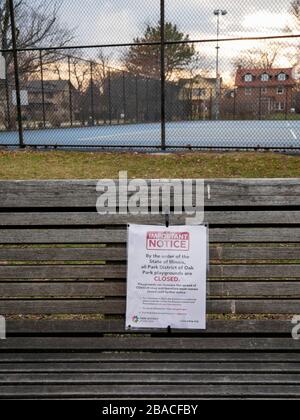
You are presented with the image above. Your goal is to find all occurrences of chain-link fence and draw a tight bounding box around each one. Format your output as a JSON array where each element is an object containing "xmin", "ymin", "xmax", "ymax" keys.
[{"xmin": 1, "ymin": 0, "xmax": 300, "ymax": 150}]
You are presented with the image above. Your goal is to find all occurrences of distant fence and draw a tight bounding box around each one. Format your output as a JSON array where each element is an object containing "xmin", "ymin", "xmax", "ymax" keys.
[{"xmin": 2, "ymin": 0, "xmax": 300, "ymax": 150}]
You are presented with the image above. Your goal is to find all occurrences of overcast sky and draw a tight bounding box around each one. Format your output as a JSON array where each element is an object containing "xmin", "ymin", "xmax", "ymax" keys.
[{"xmin": 58, "ymin": 0, "xmax": 295, "ymax": 45}]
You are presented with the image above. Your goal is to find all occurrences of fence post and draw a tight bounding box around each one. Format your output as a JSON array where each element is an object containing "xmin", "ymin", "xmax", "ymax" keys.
[
  {"xmin": 146, "ymin": 77, "xmax": 149, "ymax": 122},
  {"xmin": 135, "ymin": 75, "xmax": 139, "ymax": 123},
  {"xmin": 122, "ymin": 71, "xmax": 126, "ymax": 123},
  {"xmin": 108, "ymin": 70, "xmax": 112, "ymax": 125},
  {"xmin": 160, "ymin": 0, "xmax": 166, "ymax": 150},
  {"xmin": 90, "ymin": 61, "xmax": 95, "ymax": 126},
  {"xmin": 2, "ymin": 30, "xmax": 11, "ymax": 129},
  {"xmin": 39, "ymin": 50, "xmax": 46, "ymax": 128},
  {"xmin": 285, "ymin": 87, "xmax": 289, "ymax": 120},
  {"xmin": 8, "ymin": 0, "xmax": 24, "ymax": 148},
  {"xmin": 5, "ymin": 73, "xmax": 11, "ymax": 130},
  {"xmin": 68, "ymin": 56, "xmax": 73, "ymax": 126},
  {"xmin": 209, "ymin": 88, "xmax": 213, "ymax": 120},
  {"xmin": 233, "ymin": 88, "xmax": 237, "ymax": 120},
  {"xmin": 259, "ymin": 87, "xmax": 262, "ymax": 120}
]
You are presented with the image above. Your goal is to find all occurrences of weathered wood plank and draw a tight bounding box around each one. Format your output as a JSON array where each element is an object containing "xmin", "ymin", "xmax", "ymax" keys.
[
  {"xmin": 0, "ymin": 337, "xmax": 299, "ymax": 351},
  {"xmin": 0, "ymin": 247, "xmax": 126, "ymax": 261},
  {"xmin": 0, "ymin": 299, "xmax": 299, "ymax": 314},
  {"xmin": 2, "ymin": 211, "xmax": 300, "ymax": 226},
  {"xmin": 0, "ymin": 352, "xmax": 299, "ymax": 363},
  {"xmin": 1, "ymin": 228, "xmax": 300, "ymax": 244},
  {"xmin": 213, "ymin": 246, "xmax": 300, "ymax": 261},
  {"xmin": 1, "ymin": 362, "xmax": 299, "ymax": 373},
  {"xmin": 1, "ymin": 372, "xmax": 300, "ymax": 384},
  {"xmin": 1, "ymin": 265, "xmax": 300, "ymax": 280},
  {"xmin": 1, "ymin": 246, "xmax": 300, "ymax": 262},
  {"xmin": 0, "ymin": 383, "xmax": 300, "ymax": 398},
  {"xmin": 5, "ymin": 320, "xmax": 294, "ymax": 334},
  {"xmin": 1, "ymin": 179, "xmax": 300, "ymax": 207},
  {"xmin": 1, "ymin": 282, "xmax": 300, "ymax": 298},
  {"xmin": 0, "ymin": 265, "xmax": 126, "ymax": 279}
]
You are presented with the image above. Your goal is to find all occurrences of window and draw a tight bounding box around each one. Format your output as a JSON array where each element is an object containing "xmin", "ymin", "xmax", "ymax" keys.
[
  {"xmin": 244, "ymin": 74, "xmax": 253, "ymax": 82},
  {"xmin": 193, "ymin": 88, "xmax": 207, "ymax": 97},
  {"xmin": 275, "ymin": 102, "xmax": 285, "ymax": 111},
  {"xmin": 245, "ymin": 87, "xmax": 252, "ymax": 96},
  {"xmin": 261, "ymin": 73, "xmax": 270, "ymax": 81},
  {"xmin": 277, "ymin": 86, "xmax": 284, "ymax": 95},
  {"xmin": 277, "ymin": 73, "xmax": 287, "ymax": 81}
]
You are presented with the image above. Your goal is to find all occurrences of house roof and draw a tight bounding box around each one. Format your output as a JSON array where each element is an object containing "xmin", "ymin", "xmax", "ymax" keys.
[
  {"xmin": 235, "ymin": 68, "xmax": 296, "ymax": 87},
  {"xmin": 26, "ymin": 79, "xmax": 74, "ymax": 92}
]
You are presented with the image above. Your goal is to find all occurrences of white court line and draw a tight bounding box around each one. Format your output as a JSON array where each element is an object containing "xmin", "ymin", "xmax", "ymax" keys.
[
  {"xmin": 79, "ymin": 129, "xmax": 158, "ymax": 142},
  {"xmin": 290, "ymin": 129, "xmax": 298, "ymax": 140}
]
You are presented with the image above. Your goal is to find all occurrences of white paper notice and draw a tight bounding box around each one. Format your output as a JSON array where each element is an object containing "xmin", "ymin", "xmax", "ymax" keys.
[{"xmin": 126, "ymin": 224, "xmax": 207, "ymax": 330}]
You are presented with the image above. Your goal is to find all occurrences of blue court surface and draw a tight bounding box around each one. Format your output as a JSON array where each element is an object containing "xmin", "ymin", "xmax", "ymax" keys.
[{"xmin": 1, "ymin": 120, "xmax": 300, "ymax": 150}]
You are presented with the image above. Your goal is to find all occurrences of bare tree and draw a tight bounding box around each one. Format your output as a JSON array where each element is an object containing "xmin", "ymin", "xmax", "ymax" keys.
[
  {"xmin": 288, "ymin": 0, "xmax": 300, "ymax": 30},
  {"xmin": 0, "ymin": 0, "xmax": 74, "ymax": 79},
  {"xmin": 95, "ymin": 48, "xmax": 115, "ymax": 83},
  {"xmin": 232, "ymin": 43, "xmax": 282, "ymax": 70}
]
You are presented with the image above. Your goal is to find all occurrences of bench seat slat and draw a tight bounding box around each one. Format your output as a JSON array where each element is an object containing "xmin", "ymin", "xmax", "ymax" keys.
[
  {"xmin": 1, "ymin": 246, "xmax": 300, "ymax": 262},
  {"xmin": 1, "ymin": 281, "xmax": 300, "ymax": 298},
  {"xmin": 1, "ymin": 372, "xmax": 300, "ymax": 384},
  {"xmin": 1, "ymin": 265, "xmax": 300, "ymax": 279},
  {"xmin": 1, "ymin": 179, "xmax": 300, "ymax": 207},
  {"xmin": 1, "ymin": 362, "xmax": 300, "ymax": 373},
  {"xmin": 0, "ymin": 384, "xmax": 300, "ymax": 398},
  {"xmin": 4, "ymin": 320, "xmax": 295, "ymax": 334},
  {"xmin": 1, "ymin": 337, "xmax": 300, "ymax": 350},
  {"xmin": 0, "ymin": 352, "xmax": 299, "ymax": 363},
  {"xmin": 2, "ymin": 228, "xmax": 300, "ymax": 243},
  {"xmin": 2, "ymin": 211, "xmax": 300, "ymax": 226},
  {"xmin": 1, "ymin": 299, "xmax": 300, "ymax": 314}
]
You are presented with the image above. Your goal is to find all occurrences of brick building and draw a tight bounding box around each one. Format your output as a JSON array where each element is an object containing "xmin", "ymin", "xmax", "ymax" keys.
[{"xmin": 235, "ymin": 67, "xmax": 296, "ymax": 117}]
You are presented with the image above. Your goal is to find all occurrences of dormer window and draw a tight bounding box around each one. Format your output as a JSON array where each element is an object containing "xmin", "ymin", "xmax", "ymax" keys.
[
  {"xmin": 244, "ymin": 73, "xmax": 253, "ymax": 82},
  {"xmin": 261, "ymin": 73, "xmax": 270, "ymax": 82},
  {"xmin": 277, "ymin": 73, "xmax": 287, "ymax": 81}
]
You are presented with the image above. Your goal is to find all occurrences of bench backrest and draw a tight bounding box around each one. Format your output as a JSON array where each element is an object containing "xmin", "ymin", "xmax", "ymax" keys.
[{"xmin": 0, "ymin": 179, "xmax": 299, "ymax": 328}]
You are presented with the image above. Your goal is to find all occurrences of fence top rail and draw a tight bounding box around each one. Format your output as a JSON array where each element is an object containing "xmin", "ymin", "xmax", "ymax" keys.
[{"xmin": 1, "ymin": 33, "xmax": 300, "ymax": 54}]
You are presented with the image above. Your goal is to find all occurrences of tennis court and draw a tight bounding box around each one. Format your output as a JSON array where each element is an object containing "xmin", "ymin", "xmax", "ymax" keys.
[{"xmin": 1, "ymin": 120, "xmax": 300, "ymax": 150}]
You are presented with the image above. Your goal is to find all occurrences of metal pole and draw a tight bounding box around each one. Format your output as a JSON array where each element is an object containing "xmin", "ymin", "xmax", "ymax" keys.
[
  {"xmin": 215, "ymin": 13, "xmax": 220, "ymax": 120},
  {"xmin": 68, "ymin": 56, "xmax": 73, "ymax": 126},
  {"xmin": 210, "ymin": 88, "xmax": 213, "ymax": 120},
  {"xmin": 160, "ymin": 0, "xmax": 166, "ymax": 150},
  {"xmin": 135, "ymin": 75, "xmax": 138, "ymax": 123},
  {"xmin": 259, "ymin": 87, "xmax": 262, "ymax": 120},
  {"xmin": 233, "ymin": 88, "xmax": 237, "ymax": 120},
  {"xmin": 39, "ymin": 50, "xmax": 46, "ymax": 128},
  {"xmin": 90, "ymin": 61, "xmax": 95, "ymax": 126},
  {"xmin": 285, "ymin": 87, "xmax": 289, "ymax": 120},
  {"xmin": 2, "ymin": 35, "xmax": 12, "ymax": 129},
  {"xmin": 108, "ymin": 70, "xmax": 112, "ymax": 125},
  {"xmin": 146, "ymin": 77, "xmax": 149, "ymax": 122},
  {"xmin": 8, "ymin": 0, "xmax": 24, "ymax": 147},
  {"xmin": 5, "ymin": 71, "xmax": 11, "ymax": 129},
  {"xmin": 122, "ymin": 71, "xmax": 126, "ymax": 123}
]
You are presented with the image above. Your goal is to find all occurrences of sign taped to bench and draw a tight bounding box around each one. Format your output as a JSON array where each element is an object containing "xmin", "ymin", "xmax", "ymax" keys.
[{"xmin": 126, "ymin": 224, "xmax": 207, "ymax": 330}]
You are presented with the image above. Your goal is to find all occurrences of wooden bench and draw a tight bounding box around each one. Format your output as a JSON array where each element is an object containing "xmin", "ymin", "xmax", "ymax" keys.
[{"xmin": 0, "ymin": 179, "xmax": 299, "ymax": 399}]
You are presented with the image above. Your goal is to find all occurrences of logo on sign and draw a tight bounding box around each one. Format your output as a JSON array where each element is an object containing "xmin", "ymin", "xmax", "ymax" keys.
[
  {"xmin": 146, "ymin": 231, "xmax": 190, "ymax": 251},
  {"xmin": 132, "ymin": 315, "xmax": 140, "ymax": 323}
]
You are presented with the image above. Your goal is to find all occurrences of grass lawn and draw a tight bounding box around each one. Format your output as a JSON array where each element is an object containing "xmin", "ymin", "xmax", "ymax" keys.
[{"xmin": 0, "ymin": 150, "xmax": 300, "ymax": 179}]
